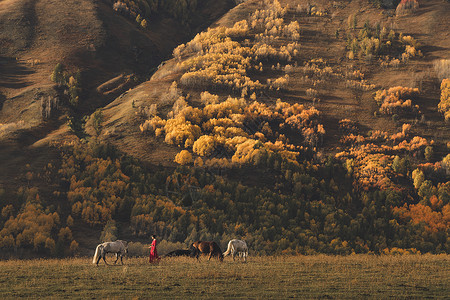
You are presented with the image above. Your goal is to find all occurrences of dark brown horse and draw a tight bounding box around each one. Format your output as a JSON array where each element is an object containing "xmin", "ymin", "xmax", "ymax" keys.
[{"xmin": 190, "ymin": 241, "xmax": 224, "ymax": 262}]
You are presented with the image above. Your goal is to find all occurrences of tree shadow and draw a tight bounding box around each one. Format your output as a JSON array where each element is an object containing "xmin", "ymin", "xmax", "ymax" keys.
[
  {"xmin": 0, "ymin": 56, "xmax": 33, "ymax": 89},
  {"xmin": 420, "ymin": 45, "xmax": 448, "ymax": 62}
]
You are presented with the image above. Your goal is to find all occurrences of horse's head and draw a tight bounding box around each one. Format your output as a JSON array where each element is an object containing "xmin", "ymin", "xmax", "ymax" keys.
[{"xmin": 189, "ymin": 242, "xmax": 198, "ymax": 251}]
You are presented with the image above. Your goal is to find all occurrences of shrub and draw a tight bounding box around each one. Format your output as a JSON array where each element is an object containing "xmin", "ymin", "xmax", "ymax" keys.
[
  {"xmin": 424, "ymin": 146, "xmax": 433, "ymax": 162},
  {"xmin": 174, "ymin": 150, "xmax": 193, "ymax": 165},
  {"xmin": 92, "ymin": 109, "xmax": 103, "ymax": 136},
  {"xmin": 0, "ymin": 121, "xmax": 26, "ymax": 137},
  {"xmin": 306, "ymin": 88, "xmax": 318, "ymax": 99},
  {"xmin": 51, "ymin": 63, "xmax": 65, "ymax": 86},
  {"xmin": 127, "ymin": 241, "xmax": 148, "ymax": 257},
  {"xmin": 69, "ymin": 240, "xmax": 79, "ymax": 255}
]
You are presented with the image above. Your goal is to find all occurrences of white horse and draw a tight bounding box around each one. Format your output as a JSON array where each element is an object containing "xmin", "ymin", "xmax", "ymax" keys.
[
  {"xmin": 223, "ymin": 239, "xmax": 248, "ymax": 261},
  {"xmin": 92, "ymin": 240, "xmax": 128, "ymax": 266}
]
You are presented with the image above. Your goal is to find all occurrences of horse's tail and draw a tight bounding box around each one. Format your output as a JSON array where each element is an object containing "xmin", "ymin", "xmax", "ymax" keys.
[
  {"xmin": 93, "ymin": 244, "xmax": 102, "ymax": 264},
  {"xmin": 223, "ymin": 241, "xmax": 232, "ymax": 257}
]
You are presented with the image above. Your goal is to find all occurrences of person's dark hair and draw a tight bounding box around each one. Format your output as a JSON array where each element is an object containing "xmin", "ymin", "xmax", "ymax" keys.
[{"xmin": 151, "ymin": 235, "xmax": 156, "ymax": 239}]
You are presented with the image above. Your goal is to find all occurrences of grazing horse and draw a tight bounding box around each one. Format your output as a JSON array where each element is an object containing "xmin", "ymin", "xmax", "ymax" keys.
[
  {"xmin": 223, "ymin": 239, "xmax": 248, "ymax": 262},
  {"xmin": 164, "ymin": 249, "xmax": 196, "ymax": 258},
  {"xmin": 92, "ymin": 240, "xmax": 128, "ymax": 266},
  {"xmin": 190, "ymin": 241, "xmax": 224, "ymax": 262}
]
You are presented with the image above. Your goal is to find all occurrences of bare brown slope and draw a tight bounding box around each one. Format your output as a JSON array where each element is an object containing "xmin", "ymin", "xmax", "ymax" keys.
[
  {"xmin": 99, "ymin": 0, "xmax": 449, "ymax": 166},
  {"xmin": 0, "ymin": 0, "xmax": 234, "ymax": 196},
  {"xmin": 0, "ymin": 0, "xmax": 152, "ymax": 127},
  {"xmin": 0, "ymin": 0, "xmax": 235, "ymax": 129}
]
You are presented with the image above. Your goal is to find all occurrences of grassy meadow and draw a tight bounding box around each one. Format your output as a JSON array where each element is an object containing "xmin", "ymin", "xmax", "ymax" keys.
[{"xmin": 0, "ymin": 255, "xmax": 449, "ymax": 298}]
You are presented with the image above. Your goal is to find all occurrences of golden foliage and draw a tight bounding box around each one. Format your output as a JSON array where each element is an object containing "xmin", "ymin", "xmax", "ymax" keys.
[
  {"xmin": 193, "ymin": 135, "xmax": 216, "ymax": 156},
  {"xmin": 393, "ymin": 203, "xmax": 449, "ymax": 233},
  {"xmin": 374, "ymin": 86, "xmax": 419, "ymax": 115},
  {"xmin": 174, "ymin": 150, "xmax": 193, "ymax": 165},
  {"xmin": 172, "ymin": 0, "xmax": 302, "ymax": 94},
  {"xmin": 0, "ymin": 203, "xmax": 59, "ymax": 253},
  {"xmin": 438, "ymin": 78, "xmax": 450, "ymax": 121},
  {"xmin": 141, "ymin": 91, "xmax": 323, "ymax": 167}
]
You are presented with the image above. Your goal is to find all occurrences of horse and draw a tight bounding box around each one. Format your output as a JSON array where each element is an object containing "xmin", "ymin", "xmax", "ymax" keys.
[
  {"xmin": 164, "ymin": 249, "xmax": 196, "ymax": 258},
  {"xmin": 190, "ymin": 241, "xmax": 224, "ymax": 262},
  {"xmin": 223, "ymin": 239, "xmax": 248, "ymax": 262},
  {"xmin": 92, "ymin": 240, "xmax": 128, "ymax": 266}
]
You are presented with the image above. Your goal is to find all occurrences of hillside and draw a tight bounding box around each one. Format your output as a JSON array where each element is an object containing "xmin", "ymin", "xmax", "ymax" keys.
[
  {"xmin": 0, "ymin": 0, "xmax": 235, "ymax": 246},
  {"xmin": 0, "ymin": 0, "xmax": 449, "ymax": 258},
  {"xmin": 100, "ymin": 0, "xmax": 450, "ymax": 163},
  {"xmin": 0, "ymin": 0, "xmax": 235, "ymax": 130}
]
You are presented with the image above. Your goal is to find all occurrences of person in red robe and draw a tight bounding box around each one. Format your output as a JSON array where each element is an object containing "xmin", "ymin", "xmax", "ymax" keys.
[{"xmin": 148, "ymin": 235, "xmax": 159, "ymax": 263}]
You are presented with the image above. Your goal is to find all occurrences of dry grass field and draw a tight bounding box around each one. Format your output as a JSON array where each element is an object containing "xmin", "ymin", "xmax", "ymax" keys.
[{"xmin": 0, "ymin": 255, "xmax": 449, "ymax": 298}]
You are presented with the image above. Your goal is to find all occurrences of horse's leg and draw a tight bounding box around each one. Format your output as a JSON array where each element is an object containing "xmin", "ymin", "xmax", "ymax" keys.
[
  {"xmin": 120, "ymin": 254, "xmax": 124, "ymax": 265},
  {"xmin": 208, "ymin": 252, "xmax": 213, "ymax": 260},
  {"xmin": 114, "ymin": 253, "xmax": 119, "ymax": 264},
  {"xmin": 96, "ymin": 253, "xmax": 102, "ymax": 266}
]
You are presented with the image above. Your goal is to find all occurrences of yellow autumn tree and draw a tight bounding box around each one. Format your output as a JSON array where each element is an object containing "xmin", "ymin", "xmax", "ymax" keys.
[
  {"xmin": 193, "ymin": 135, "xmax": 216, "ymax": 156},
  {"xmin": 438, "ymin": 78, "xmax": 450, "ymax": 121},
  {"xmin": 174, "ymin": 150, "xmax": 193, "ymax": 165}
]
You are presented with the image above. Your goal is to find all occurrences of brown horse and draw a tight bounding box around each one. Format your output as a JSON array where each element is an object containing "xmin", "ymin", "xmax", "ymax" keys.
[{"xmin": 190, "ymin": 241, "xmax": 224, "ymax": 262}]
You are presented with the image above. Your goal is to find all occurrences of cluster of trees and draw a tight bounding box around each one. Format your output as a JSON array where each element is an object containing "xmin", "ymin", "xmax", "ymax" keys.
[
  {"xmin": 346, "ymin": 19, "xmax": 421, "ymax": 62},
  {"xmin": 374, "ymin": 86, "xmax": 419, "ymax": 115},
  {"xmin": 439, "ymin": 78, "xmax": 450, "ymax": 122},
  {"xmin": 334, "ymin": 119, "xmax": 448, "ymax": 251},
  {"xmin": 60, "ymin": 142, "xmax": 137, "ymax": 226},
  {"xmin": 0, "ymin": 187, "xmax": 78, "ymax": 256},
  {"xmin": 1, "ymin": 131, "xmax": 448, "ymax": 256},
  {"xmin": 51, "ymin": 63, "xmax": 81, "ymax": 107},
  {"xmin": 302, "ymin": 58, "xmax": 340, "ymax": 81},
  {"xmin": 140, "ymin": 92, "xmax": 324, "ymax": 167},
  {"xmin": 40, "ymin": 95, "xmax": 59, "ymax": 120},
  {"xmin": 57, "ymin": 139, "xmax": 449, "ymax": 254},
  {"xmin": 295, "ymin": 4, "xmax": 327, "ymax": 16},
  {"xmin": 299, "ymin": 58, "xmax": 375, "ymax": 93},
  {"xmin": 394, "ymin": 165, "xmax": 449, "ymax": 235},
  {"xmin": 172, "ymin": 0, "xmax": 301, "ymax": 93},
  {"xmin": 109, "ymin": 0, "xmax": 199, "ymax": 26},
  {"xmin": 336, "ymin": 124, "xmax": 433, "ymax": 192}
]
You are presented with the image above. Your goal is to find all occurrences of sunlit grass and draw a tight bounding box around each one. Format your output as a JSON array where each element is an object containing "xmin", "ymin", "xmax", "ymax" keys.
[{"xmin": 0, "ymin": 255, "xmax": 449, "ymax": 298}]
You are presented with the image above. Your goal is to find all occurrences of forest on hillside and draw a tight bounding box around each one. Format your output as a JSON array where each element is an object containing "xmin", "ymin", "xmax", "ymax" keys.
[{"xmin": 0, "ymin": 0, "xmax": 449, "ymax": 257}]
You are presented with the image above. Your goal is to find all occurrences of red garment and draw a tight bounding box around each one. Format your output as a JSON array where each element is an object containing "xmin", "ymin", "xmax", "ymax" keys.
[{"xmin": 149, "ymin": 239, "xmax": 159, "ymax": 263}]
